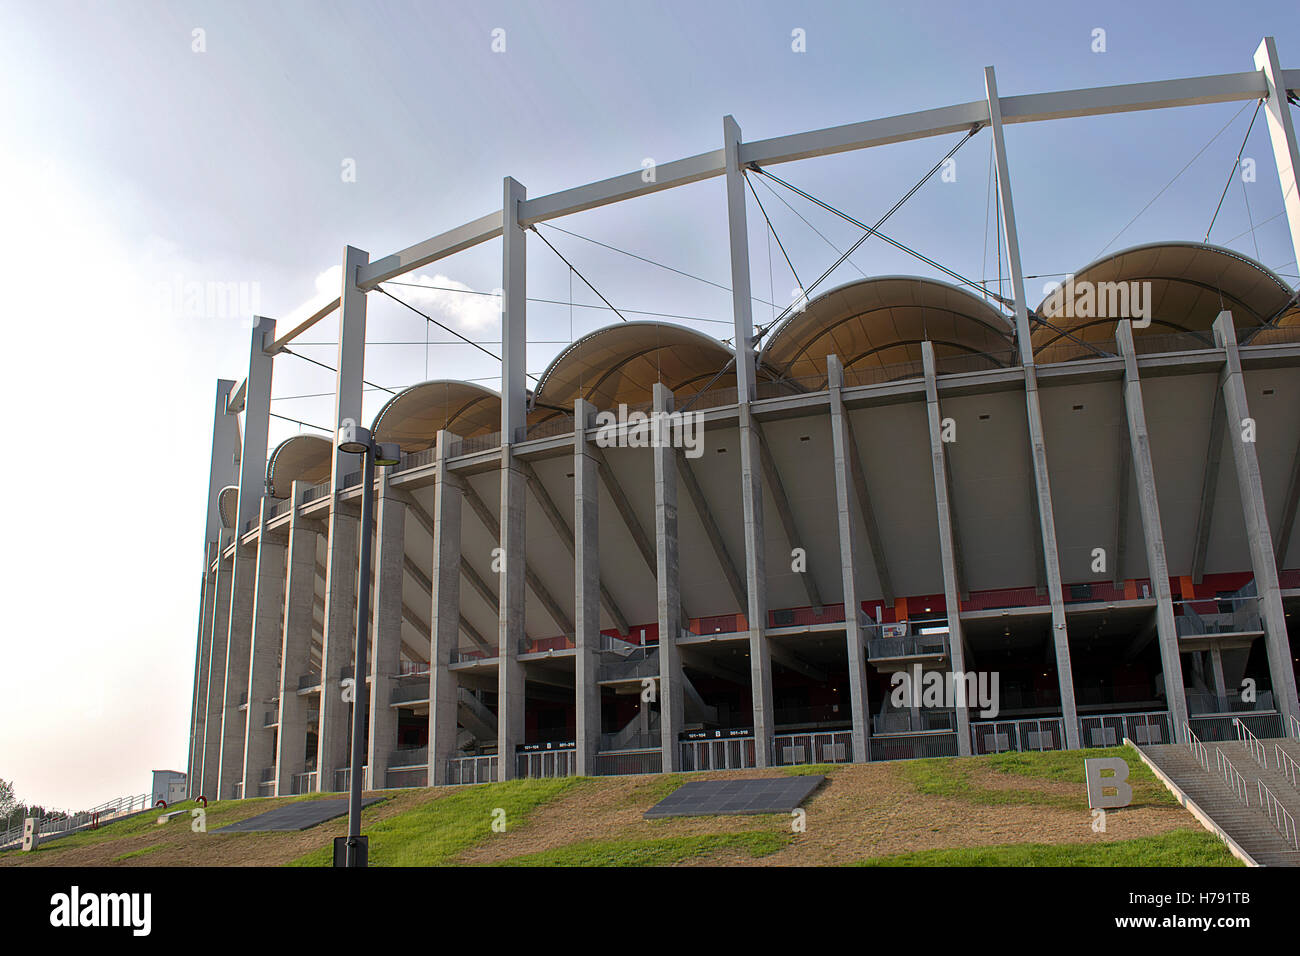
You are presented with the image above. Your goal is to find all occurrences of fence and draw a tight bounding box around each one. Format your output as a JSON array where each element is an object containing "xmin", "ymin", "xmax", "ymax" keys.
[
  {"xmin": 592, "ymin": 749, "xmax": 662, "ymax": 776},
  {"xmin": 1189, "ymin": 712, "xmax": 1284, "ymax": 742},
  {"xmin": 866, "ymin": 633, "xmax": 949, "ymax": 661},
  {"xmin": 516, "ymin": 748, "xmax": 578, "ymax": 779},
  {"xmin": 873, "ymin": 709, "xmax": 956, "ymax": 735},
  {"xmin": 868, "ymin": 732, "xmax": 958, "ymax": 761},
  {"xmin": 389, "ymin": 746, "xmax": 427, "ymax": 768},
  {"xmin": 1184, "ymin": 723, "xmax": 1211, "ymax": 772},
  {"xmin": 774, "ymin": 731, "xmax": 853, "ymax": 765},
  {"xmin": 1235, "ymin": 717, "xmax": 1268, "ymax": 769},
  {"xmin": 1, "ymin": 792, "xmax": 153, "ymax": 848},
  {"xmin": 291, "ymin": 772, "xmax": 317, "ymax": 794},
  {"xmin": 680, "ymin": 737, "xmax": 757, "ymax": 771},
  {"xmin": 446, "ymin": 755, "xmax": 497, "ymax": 785},
  {"xmin": 1078, "ymin": 710, "xmax": 1171, "ymax": 747},
  {"xmin": 1275, "ymin": 744, "xmax": 1300, "ymax": 791},
  {"xmin": 970, "ymin": 717, "xmax": 1066, "ymax": 755},
  {"xmin": 390, "ymin": 681, "xmax": 430, "ymax": 706},
  {"xmin": 1215, "ymin": 747, "xmax": 1251, "ymax": 808},
  {"xmin": 1257, "ymin": 779, "xmax": 1299, "ymax": 850}
]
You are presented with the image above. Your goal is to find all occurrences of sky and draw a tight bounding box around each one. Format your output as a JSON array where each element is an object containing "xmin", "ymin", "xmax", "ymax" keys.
[{"xmin": 0, "ymin": 0, "xmax": 1297, "ymax": 811}]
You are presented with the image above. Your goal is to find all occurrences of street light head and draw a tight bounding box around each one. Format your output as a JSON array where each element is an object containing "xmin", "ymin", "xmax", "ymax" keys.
[
  {"xmin": 337, "ymin": 420, "xmax": 372, "ymax": 455},
  {"xmin": 374, "ymin": 442, "xmax": 401, "ymax": 467}
]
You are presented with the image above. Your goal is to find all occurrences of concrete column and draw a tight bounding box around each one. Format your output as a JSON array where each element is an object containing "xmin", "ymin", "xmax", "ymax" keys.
[
  {"xmin": 218, "ymin": 530, "xmax": 259, "ymax": 799},
  {"xmin": 497, "ymin": 443, "xmax": 527, "ymax": 780},
  {"xmin": 739, "ymin": 402, "xmax": 774, "ymax": 767},
  {"xmin": 1213, "ymin": 311, "xmax": 1300, "ymax": 723},
  {"xmin": 827, "ymin": 356, "xmax": 871, "ymax": 762},
  {"xmin": 242, "ymin": 498, "xmax": 288, "ymax": 793},
  {"xmin": 190, "ymin": 378, "xmax": 239, "ymax": 797},
  {"xmin": 987, "ymin": 65, "xmax": 1080, "ymax": 748},
  {"xmin": 188, "ymin": 543, "xmax": 218, "ymax": 796},
  {"xmin": 921, "ymin": 344, "xmax": 973, "ymax": 756},
  {"xmin": 501, "ymin": 176, "xmax": 528, "ymax": 442},
  {"xmin": 1116, "ymin": 322, "xmax": 1190, "ymax": 740},
  {"xmin": 1255, "ymin": 37, "xmax": 1300, "ymax": 276},
  {"xmin": 316, "ymin": 244, "xmax": 370, "ymax": 792},
  {"xmin": 654, "ymin": 384, "xmax": 686, "ymax": 770},
  {"xmin": 317, "ymin": 507, "xmax": 359, "ymax": 792},
  {"xmin": 275, "ymin": 482, "xmax": 317, "ymax": 796},
  {"xmin": 428, "ymin": 430, "xmax": 463, "ymax": 786},
  {"xmin": 367, "ymin": 469, "xmax": 406, "ymax": 789},
  {"xmin": 1210, "ymin": 645, "xmax": 1230, "ymax": 704},
  {"xmin": 722, "ymin": 115, "xmax": 757, "ymax": 401},
  {"xmin": 200, "ymin": 532, "xmax": 233, "ymax": 798},
  {"xmin": 574, "ymin": 399, "xmax": 601, "ymax": 775}
]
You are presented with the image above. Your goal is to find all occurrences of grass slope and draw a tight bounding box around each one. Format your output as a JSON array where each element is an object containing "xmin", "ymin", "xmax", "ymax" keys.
[
  {"xmin": 857, "ymin": 829, "xmax": 1240, "ymax": 867},
  {"xmin": 288, "ymin": 777, "xmax": 582, "ymax": 866}
]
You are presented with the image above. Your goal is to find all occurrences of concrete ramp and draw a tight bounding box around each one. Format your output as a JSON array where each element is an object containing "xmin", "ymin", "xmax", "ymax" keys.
[{"xmin": 214, "ymin": 797, "xmax": 383, "ymax": 833}]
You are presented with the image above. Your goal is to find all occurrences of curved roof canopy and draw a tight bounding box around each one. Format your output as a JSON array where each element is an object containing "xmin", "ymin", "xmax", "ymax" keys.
[
  {"xmin": 370, "ymin": 380, "xmax": 501, "ymax": 453},
  {"xmin": 759, "ymin": 276, "xmax": 1016, "ymax": 384},
  {"xmin": 530, "ymin": 321, "xmax": 755, "ymax": 418},
  {"xmin": 1032, "ymin": 242, "xmax": 1296, "ymax": 358},
  {"xmin": 266, "ymin": 434, "xmax": 333, "ymax": 500},
  {"xmin": 218, "ymin": 485, "xmax": 240, "ymax": 529}
]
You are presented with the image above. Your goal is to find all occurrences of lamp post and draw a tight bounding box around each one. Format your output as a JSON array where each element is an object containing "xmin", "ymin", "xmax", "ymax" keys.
[{"xmin": 335, "ymin": 421, "xmax": 399, "ymax": 868}]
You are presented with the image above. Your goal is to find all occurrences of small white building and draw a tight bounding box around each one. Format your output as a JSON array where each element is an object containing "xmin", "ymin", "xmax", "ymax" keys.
[{"xmin": 151, "ymin": 770, "xmax": 187, "ymax": 806}]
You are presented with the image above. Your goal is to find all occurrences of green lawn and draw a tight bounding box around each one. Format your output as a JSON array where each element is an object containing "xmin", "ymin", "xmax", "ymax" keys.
[
  {"xmin": 857, "ymin": 828, "xmax": 1241, "ymax": 867},
  {"xmin": 500, "ymin": 831, "xmax": 790, "ymax": 866},
  {"xmin": 896, "ymin": 745, "xmax": 1176, "ymax": 810},
  {"xmin": 288, "ymin": 777, "xmax": 583, "ymax": 866}
]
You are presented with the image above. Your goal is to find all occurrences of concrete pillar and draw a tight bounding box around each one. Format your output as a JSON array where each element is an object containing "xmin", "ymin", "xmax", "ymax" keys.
[
  {"xmin": 722, "ymin": 115, "xmax": 757, "ymax": 401},
  {"xmin": 188, "ymin": 542, "xmax": 218, "ymax": 797},
  {"xmin": 1210, "ymin": 645, "xmax": 1230, "ymax": 704},
  {"xmin": 199, "ymin": 532, "xmax": 233, "ymax": 798},
  {"xmin": 921, "ymin": 343, "xmax": 973, "ymax": 756},
  {"xmin": 1116, "ymin": 322, "xmax": 1190, "ymax": 740},
  {"xmin": 316, "ymin": 244, "xmax": 370, "ymax": 792},
  {"xmin": 218, "ymin": 530, "xmax": 259, "ymax": 799},
  {"xmin": 497, "ymin": 444, "xmax": 527, "ymax": 780},
  {"xmin": 738, "ymin": 402, "xmax": 775, "ymax": 767},
  {"xmin": 574, "ymin": 399, "xmax": 601, "ymax": 775},
  {"xmin": 1255, "ymin": 37, "xmax": 1300, "ymax": 276},
  {"xmin": 242, "ymin": 497, "xmax": 288, "ymax": 793},
  {"xmin": 654, "ymin": 384, "xmax": 686, "ymax": 770},
  {"xmin": 275, "ymin": 482, "xmax": 317, "ymax": 796},
  {"xmin": 191, "ymin": 379, "xmax": 240, "ymax": 797},
  {"xmin": 986, "ymin": 65, "xmax": 1080, "ymax": 748},
  {"xmin": 827, "ymin": 356, "xmax": 871, "ymax": 761},
  {"xmin": 317, "ymin": 507, "xmax": 359, "ymax": 792},
  {"xmin": 1213, "ymin": 311, "xmax": 1300, "ymax": 723},
  {"xmin": 367, "ymin": 469, "xmax": 406, "ymax": 789},
  {"xmin": 428, "ymin": 430, "xmax": 463, "ymax": 786}
]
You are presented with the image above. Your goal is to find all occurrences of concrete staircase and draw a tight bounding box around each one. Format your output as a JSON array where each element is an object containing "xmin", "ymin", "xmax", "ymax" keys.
[{"xmin": 1138, "ymin": 738, "xmax": 1300, "ymax": 866}]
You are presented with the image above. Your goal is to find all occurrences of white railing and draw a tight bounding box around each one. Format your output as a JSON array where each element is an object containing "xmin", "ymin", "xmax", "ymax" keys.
[
  {"xmin": 1, "ymin": 791, "xmax": 152, "ymax": 847},
  {"xmin": 1215, "ymin": 748, "xmax": 1250, "ymax": 808},
  {"xmin": 1256, "ymin": 779, "xmax": 1299, "ymax": 850},
  {"xmin": 774, "ymin": 730, "xmax": 853, "ymax": 765},
  {"xmin": 1184, "ymin": 723, "xmax": 1211, "ymax": 772},
  {"xmin": 1275, "ymin": 744, "xmax": 1300, "ymax": 792},
  {"xmin": 1234, "ymin": 717, "xmax": 1268, "ymax": 770},
  {"xmin": 291, "ymin": 771, "xmax": 317, "ymax": 794},
  {"xmin": 1289, "ymin": 713, "xmax": 1300, "ymax": 741},
  {"xmin": 446, "ymin": 755, "xmax": 497, "ymax": 785},
  {"xmin": 970, "ymin": 717, "xmax": 1065, "ymax": 754}
]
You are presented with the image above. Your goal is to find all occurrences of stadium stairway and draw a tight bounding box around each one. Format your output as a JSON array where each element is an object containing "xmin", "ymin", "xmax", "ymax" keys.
[{"xmin": 1138, "ymin": 739, "xmax": 1300, "ymax": 866}]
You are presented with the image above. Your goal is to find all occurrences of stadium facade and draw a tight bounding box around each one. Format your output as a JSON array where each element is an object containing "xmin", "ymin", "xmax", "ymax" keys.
[{"xmin": 187, "ymin": 41, "xmax": 1300, "ymax": 798}]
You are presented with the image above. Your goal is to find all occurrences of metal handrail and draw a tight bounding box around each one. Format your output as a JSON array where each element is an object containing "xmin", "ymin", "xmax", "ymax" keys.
[
  {"xmin": 1215, "ymin": 747, "xmax": 1250, "ymax": 808},
  {"xmin": 1184, "ymin": 722, "xmax": 1211, "ymax": 772},
  {"xmin": 1234, "ymin": 717, "xmax": 1268, "ymax": 769},
  {"xmin": 1290, "ymin": 713, "xmax": 1300, "ymax": 741},
  {"xmin": 1275, "ymin": 744, "xmax": 1300, "ymax": 792},
  {"xmin": 1257, "ymin": 779, "xmax": 1299, "ymax": 850}
]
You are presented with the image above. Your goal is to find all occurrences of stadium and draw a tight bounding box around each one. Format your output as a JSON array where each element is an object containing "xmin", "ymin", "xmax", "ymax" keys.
[{"xmin": 186, "ymin": 40, "xmax": 1300, "ymax": 802}]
